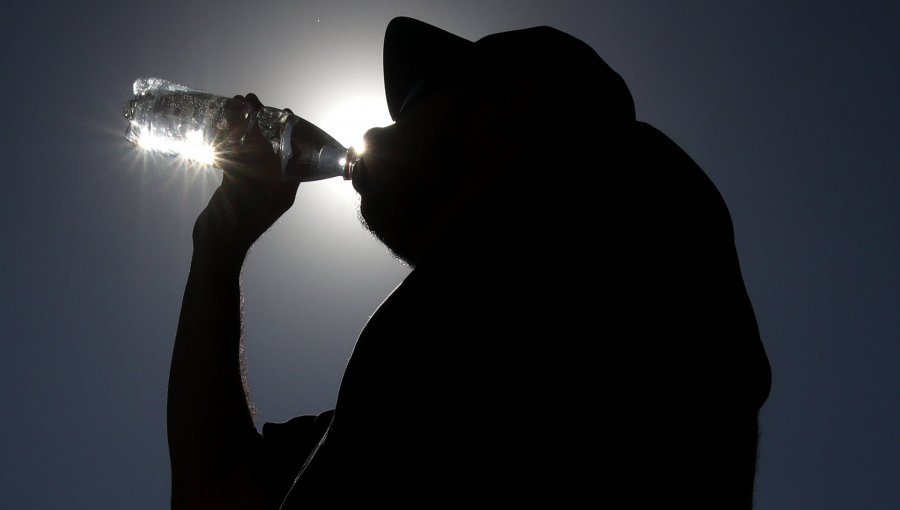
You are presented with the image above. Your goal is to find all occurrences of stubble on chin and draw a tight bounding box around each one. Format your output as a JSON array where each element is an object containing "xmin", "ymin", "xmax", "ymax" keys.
[
  {"xmin": 354, "ymin": 155, "xmax": 457, "ymax": 268},
  {"xmin": 357, "ymin": 196, "xmax": 417, "ymax": 267}
]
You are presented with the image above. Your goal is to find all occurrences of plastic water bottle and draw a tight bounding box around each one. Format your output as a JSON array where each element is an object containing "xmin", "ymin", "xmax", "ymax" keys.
[{"xmin": 122, "ymin": 77, "xmax": 357, "ymax": 181}]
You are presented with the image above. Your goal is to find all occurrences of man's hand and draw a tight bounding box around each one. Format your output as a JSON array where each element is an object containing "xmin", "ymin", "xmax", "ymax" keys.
[{"xmin": 193, "ymin": 93, "xmax": 301, "ymax": 255}]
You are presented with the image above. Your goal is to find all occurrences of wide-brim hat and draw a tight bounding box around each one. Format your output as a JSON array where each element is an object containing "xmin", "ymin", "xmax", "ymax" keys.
[{"xmin": 382, "ymin": 16, "xmax": 635, "ymax": 124}]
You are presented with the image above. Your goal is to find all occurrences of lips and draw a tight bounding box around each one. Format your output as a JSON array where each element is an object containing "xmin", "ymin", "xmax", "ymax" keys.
[{"xmin": 351, "ymin": 157, "xmax": 368, "ymax": 194}]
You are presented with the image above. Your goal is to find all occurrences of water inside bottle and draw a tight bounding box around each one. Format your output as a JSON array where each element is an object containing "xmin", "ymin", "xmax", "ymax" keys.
[
  {"xmin": 123, "ymin": 77, "xmax": 356, "ymax": 180},
  {"xmin": 133, "ymin": 77, "xmax": 193, "ymax": 96},
  {"xmin": 124, "ymin": 80, "xmax": 228, "ymax": 166}
]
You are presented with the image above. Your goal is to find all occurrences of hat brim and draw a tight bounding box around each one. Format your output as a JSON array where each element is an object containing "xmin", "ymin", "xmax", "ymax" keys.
[{"xmin": 383, "ymin": 17, "xmax": 473, "ymax": 121}]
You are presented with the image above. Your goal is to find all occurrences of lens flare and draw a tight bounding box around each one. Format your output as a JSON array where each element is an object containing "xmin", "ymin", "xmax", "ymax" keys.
[{"xmin": 135, "ymin": 128, "xmax": 216, "ymax": 166}]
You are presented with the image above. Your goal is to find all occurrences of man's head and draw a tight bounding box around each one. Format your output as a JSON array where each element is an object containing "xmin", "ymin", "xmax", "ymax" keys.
[{"xmin": 354, "ymin": 17, "xmax": 635, "ymax": 266}]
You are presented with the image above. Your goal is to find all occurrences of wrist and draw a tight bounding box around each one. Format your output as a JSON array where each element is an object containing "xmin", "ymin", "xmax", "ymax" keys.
[
  {"xmin": 192, "ymin": 180, "xmax": 289, "ymax": 254},
  {"xmin": 192, "ymin": 199, "xmax": 265, "ymax": 258}
]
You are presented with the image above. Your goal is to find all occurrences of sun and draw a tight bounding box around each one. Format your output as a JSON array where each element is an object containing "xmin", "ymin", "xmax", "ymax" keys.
[
  {"xmin": 133, "ymin": 128, "xmax": 217, "ymax": 167},
  {"xmin": 318, "ymin": 94, "xmax": 388, "ymax": 158}
]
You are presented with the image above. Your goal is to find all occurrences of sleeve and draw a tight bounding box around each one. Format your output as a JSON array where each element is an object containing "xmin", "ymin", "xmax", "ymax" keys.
[{"xmin": 256, "ymin": 409, "xmax": 335, "ymax": 509}]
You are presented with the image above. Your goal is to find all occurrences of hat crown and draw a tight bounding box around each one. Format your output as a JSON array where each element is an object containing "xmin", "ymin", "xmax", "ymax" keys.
[{"xmin": 383, "ymin": 17, "xmax": 635, "ymax": 124}]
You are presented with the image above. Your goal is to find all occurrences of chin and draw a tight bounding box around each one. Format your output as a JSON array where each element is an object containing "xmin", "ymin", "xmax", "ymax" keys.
[{"xmin": 358, "ymin": 198, "xmax": 419, "ymax": 267}]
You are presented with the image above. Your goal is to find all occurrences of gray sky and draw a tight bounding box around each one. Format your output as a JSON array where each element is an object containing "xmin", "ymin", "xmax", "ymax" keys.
[{"xmin": 1, "ymin": 1, "xmax": 898, "ymax": 508}]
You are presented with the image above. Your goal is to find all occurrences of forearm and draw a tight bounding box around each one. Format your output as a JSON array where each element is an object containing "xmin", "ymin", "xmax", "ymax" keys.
[
  {"xmin": 165, "ymin": 118, "xmax": 300, "ymax": 506},
  {"xmin": 167, "ymin": 241, "xmax": 263, "ymax": 505}
]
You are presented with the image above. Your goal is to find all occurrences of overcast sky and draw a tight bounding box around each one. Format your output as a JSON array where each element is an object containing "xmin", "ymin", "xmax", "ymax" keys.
[{"xmin": 1, "ymin": 1, "xmax": 898, "ymax": 508}]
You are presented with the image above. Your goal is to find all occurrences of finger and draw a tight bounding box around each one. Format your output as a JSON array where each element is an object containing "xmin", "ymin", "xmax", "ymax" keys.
[
  {"xmin": 221, "ymin": 98, "xmax": 253, "ymax": 145},
  {"xmin": 244, "ymin": 93, "xmax": 264, "ymax": 109}
]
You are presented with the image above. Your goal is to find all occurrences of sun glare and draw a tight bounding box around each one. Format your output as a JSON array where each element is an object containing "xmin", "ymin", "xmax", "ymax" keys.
[
  {"xmin": 319, "ymin": 95, "xmax": 385, "ymax": 158},
  {"xmin": 136, "ymin": 129, "xmax": 216, "ymax": 166}
]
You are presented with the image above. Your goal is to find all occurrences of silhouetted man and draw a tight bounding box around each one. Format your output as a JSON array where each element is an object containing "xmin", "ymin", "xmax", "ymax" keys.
[{"xmin": 168, "ymin": 17, "xmax": 771, "ymax": 509}]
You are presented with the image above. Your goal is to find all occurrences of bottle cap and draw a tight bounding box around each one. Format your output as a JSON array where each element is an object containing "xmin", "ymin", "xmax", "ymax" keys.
[{"xmin": 343, "ymin": 146, "xmax": 359, "ymax": 180}]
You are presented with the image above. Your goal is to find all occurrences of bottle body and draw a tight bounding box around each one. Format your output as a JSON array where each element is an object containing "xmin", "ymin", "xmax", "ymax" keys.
[{"xmin": 123, "ymin": 77, "xmax": 353, "ymax": 182}]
